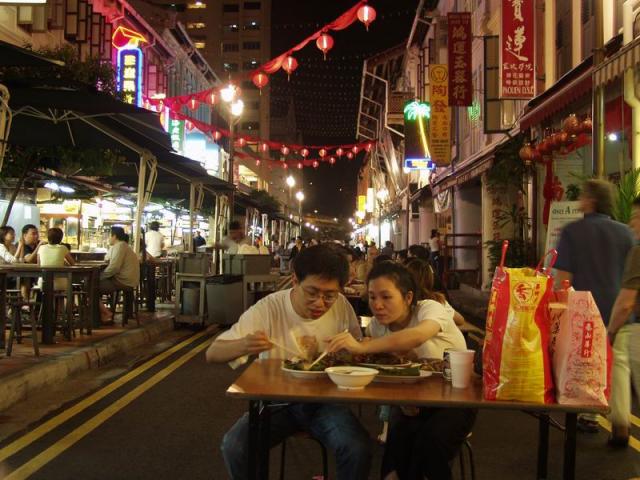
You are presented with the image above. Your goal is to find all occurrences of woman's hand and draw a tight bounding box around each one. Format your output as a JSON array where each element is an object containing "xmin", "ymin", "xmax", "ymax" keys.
[{"xmin": 326, "ymin": 331, "xmax": 366, "ymax": 354}]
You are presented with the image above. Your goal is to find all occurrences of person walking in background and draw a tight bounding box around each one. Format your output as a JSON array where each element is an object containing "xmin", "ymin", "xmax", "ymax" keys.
[
  {"xmin": 368, "ymin": 240, "xmax": 379, "ymax": 261},
  {"xmin": 607, "ymin": 196, "xmax": 640, "ymax": 447},
  {"xmin": 429, "ymin": 229, "xmax": 442, "ymax": 286},
  {"xmin": 145, "ymin": 221, "xmax": 165, "ymax": 258},
  {"xmin": 221, "ymin": 221, "xmax": 250, "ymax": 254},
  {"xmin": 555, "ymin": 179, "xmax": 634, "ymax": 436},
  {"xmin": 381, "ymin": 241, "xmax": 394, "ymax": 257}
]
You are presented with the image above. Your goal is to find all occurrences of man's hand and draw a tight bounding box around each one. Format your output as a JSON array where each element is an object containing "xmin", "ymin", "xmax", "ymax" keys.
[
  {"xmin": 243, "ymin": 331, "xmax": 272, "ymax": 355},
  {"xmin": 325, "ymin": 331, "xmax": 366, "ymax": 354}
]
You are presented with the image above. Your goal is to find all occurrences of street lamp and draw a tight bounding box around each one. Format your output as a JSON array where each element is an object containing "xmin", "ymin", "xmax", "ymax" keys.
[
  {"xmin": 222, "ymin": 84, "xmax": 241, "ymax": 229},
  {"xmin": 295, "ymin": 190, "xmax": 304, "ymax": 236}
]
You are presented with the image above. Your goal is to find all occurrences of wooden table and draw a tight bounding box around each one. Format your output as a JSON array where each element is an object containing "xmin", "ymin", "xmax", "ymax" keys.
[
  {"xmin": 0, "ymin": 264, "xmax": 101, "ymax": 344},
  {"xmin": 227, "ymin": 360, "xmax": 607, "ymax": 480}
]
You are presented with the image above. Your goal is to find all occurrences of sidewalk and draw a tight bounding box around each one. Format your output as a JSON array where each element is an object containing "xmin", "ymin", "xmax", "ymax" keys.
[{"xmin": 0, "ymin": 308, "xmax": 176, "ymax": 412}]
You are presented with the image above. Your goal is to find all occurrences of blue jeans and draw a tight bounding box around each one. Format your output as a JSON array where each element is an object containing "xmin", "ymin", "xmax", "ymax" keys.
[{"xmin": 221, "ymin": 403, "xmax": 372, "ymax": 480}]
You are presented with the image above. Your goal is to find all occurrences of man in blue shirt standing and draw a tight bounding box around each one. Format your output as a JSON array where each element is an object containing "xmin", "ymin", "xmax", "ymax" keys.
[{"xmin": 555, "ymin": 179, "xmax": 634, "ymax": 440}]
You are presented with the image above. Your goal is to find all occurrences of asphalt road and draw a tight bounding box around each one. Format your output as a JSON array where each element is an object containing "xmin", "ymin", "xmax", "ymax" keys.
[{"xmin": 0, "ymin": 330, "xmax": 638, "ymax": 480}]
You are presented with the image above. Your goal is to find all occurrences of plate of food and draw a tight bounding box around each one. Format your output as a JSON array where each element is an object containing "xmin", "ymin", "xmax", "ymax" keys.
[
  {"xmin": 371, "ymin": 365, "xmax": 433, "ymax": 384},
  {"xmin": 282, "ymin": 359, "xmax": 328, "ymax": 379},
  {"xmin": 417, "ymin": 358, "xmax": 445, "ymax": 374},
  {"xmin": 355, "ymin": 353, "xmax": 413, "ymax": 369}
]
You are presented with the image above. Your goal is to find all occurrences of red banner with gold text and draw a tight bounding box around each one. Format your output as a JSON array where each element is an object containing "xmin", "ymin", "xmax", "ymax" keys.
[
  {"xmin": 447, "ymin": 12, "xmax": 472, "ymax": 107},
  {"xmin": 500, "ymin": 0, "xmax": 535, "ymax": 99}
]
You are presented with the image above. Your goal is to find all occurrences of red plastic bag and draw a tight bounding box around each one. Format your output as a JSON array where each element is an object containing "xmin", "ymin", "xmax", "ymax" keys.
[
  {"xmin": 550, "ymin": 289, "xmax": 612, "ymax": 406},
  {"xmin": 483, "ymin": 241, "xmax": 555, "ymax": 403}
]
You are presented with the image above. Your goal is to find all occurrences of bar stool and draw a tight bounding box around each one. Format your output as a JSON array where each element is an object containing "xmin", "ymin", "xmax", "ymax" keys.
[
  {"xmin": 109, "ymin": 288, "xmax": 138, "ymax": 326},
  {"xmin": 6, "ymin": 290, "xmax": 40, "ymax": 357},
  {"xmin": 279, "ymin": 432, "xmax": 329, "ymax": 480}
]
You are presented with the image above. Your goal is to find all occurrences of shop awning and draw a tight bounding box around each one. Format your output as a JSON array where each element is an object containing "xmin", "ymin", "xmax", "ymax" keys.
[
  {"xmin": 594, "ymin": 36, "xmax": 640, "ymax": 87},
  {"xmin": 519, "ymin": 61, "xmax": 593, "ymax": 131},
  {"xmin": 0, "ymin": 41, "xmax": 64, "ymax": 68}
]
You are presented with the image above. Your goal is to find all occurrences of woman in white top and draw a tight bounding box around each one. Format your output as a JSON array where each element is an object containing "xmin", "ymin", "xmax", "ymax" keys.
[
  {"xmin": 327, "ymin": 261, "xmax": 476, "ymax": 480},
  {"xmin": 0, "ymin": 226, "xmax": 18, "ymax": 264},
  {"xmin": 37, "ymin": 228, "xmax": 75, "ymax": 290}
]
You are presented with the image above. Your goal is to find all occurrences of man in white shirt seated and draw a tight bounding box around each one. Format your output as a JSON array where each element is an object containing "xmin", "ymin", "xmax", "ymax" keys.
[
  {"xmin": 145, "ymin": 221, "xmax": 165, "ymax": 258},
  {"xmin": 222, "ymin": 220, "xmax": 250, "ymax": 254},
  {"xmin": 99, "ymin": 227, "xmax": 140, "ymax": 322},
  {"xmin": 206, "ymin": 245, "xmax": 372, "ymax": 480}
]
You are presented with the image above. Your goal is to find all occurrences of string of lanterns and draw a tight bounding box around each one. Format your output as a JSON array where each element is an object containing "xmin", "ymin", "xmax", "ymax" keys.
[
  {"xmin": 168, "ymin": 110, "xmax": 375, "ymax": 169},
  {"xmin": 147, "ymin": 0, "xmax": 377, "ymax": 111},
  {"xmin": 518, "ymin": 114, "xmax": 593, "ymax": 166}
]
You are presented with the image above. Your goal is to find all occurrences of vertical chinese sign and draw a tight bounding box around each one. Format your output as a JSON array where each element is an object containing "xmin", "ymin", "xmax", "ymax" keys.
[
  {"xmin": 112, "ymin": 26, "xmax": 147, "ymax": 106},
  {"xmin": 500, "ymin": 0, "xmax": 535, "ymax": 98},
  {"xmin": 429, "ymin": 65, "xmax": 451, "ymax": 166},
  {"xmin": 447, "ymin": 12, "xmax": 472, "ymax": 107},
  {"xmin": 169, "ymin": 119, "xmax": 185, "ymax": 154}
]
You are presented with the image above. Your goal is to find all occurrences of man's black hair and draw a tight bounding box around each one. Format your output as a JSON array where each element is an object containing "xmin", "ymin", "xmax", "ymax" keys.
[
  {"xmin": 292, "ymin": 244, "xmax": 349, "ymax": 287},
  {"xmin": 22, "ymin": 224, "xmax": 37, "ymax": 235},
  {"xmin": 149, "ymin": 221, "xmax": 160, "ymax": 231},
  {"xmin": 408, "ymin": 244, "xmax": 429, "ymax": 260},
  {"xmin": 110, "ymin": 226, "xmax": 127, "ymax": 241},
  {"xmin": 229, "ymin": 220, "xmax": 242, "ymax": 231}
]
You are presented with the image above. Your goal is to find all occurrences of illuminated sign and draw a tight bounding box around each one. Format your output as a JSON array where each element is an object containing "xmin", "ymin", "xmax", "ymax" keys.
[
  {"xmin": 113, "ymin": 26, "xmax": 147, "ymax": 106},
  {"xmin": 169, "ymin": 119, "xmax": 185, "ymax": 153},
  {"xmin": 429, "ymin": 65, "xmax": 451, "ymax": 166},
  {"xmin": 403, "ymin": 100, "xmax": 432, "ymax": 165}
]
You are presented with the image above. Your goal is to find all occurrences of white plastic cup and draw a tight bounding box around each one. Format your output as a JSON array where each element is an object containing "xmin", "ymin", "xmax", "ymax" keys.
[{"xmin": 449, "ymin": 349, "xmax": 475, "ymax": 389}]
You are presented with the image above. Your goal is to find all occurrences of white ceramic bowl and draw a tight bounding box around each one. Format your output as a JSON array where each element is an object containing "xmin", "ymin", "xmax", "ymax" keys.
[{"xmin": 324, "ymin": 366, "xmax": 379, "ymax": 390}]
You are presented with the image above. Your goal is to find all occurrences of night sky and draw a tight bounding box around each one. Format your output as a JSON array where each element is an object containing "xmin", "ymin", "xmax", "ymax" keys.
[{"xmin": 270, "ymin": 0, "xmax": 417, "ymax": 218}]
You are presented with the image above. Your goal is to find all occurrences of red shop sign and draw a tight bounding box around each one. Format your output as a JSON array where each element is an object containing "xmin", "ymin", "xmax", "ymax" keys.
[
  {"xmin": 447, "ymin": 12, "xmax": 472, "ymax": 107},
  {"xmin": 501, "ymin": 0, "xmax": 535, "ymax": 99}
]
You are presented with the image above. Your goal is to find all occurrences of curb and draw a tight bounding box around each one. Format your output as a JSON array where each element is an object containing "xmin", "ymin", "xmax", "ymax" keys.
[{"xmin": 0, "ymin": 315, "xmax": 175, "ymax": 412}]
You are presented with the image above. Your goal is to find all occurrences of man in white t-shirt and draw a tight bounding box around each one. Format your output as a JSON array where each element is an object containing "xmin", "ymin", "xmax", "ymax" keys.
[
  {"xmin": 207, "ymin": 245, "xmax": 372, "ymax": 480},
  {"xmin": 145, "ymin": 221, "xmax": 164, "ymax": 258}
]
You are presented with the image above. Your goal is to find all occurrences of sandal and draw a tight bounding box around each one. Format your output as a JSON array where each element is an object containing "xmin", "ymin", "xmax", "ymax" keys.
[{"xmin": 576, "ymin": 417, "xmax": 599, "ymax": 433}]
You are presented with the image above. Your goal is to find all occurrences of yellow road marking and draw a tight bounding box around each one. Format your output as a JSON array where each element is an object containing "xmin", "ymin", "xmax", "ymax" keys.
[
  {"xmin": 0, "ymin": 329, "xmax": 211, "ymax": 464},
  {"xmin": 632, "ymin": 414, "xmax": 640, "ymax": 429},
  {"xmin": 5, "ymin": 338, "xmax": 210, "ymax": 479},
  {"xmin": 598, "ymin": 416, "xmax": 640, "ymax": 453}
]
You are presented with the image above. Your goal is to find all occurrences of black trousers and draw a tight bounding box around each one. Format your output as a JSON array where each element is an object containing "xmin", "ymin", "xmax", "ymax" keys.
[{"xmin": 381, "ymin": 407, "xmax": 478, "ymax": 480}]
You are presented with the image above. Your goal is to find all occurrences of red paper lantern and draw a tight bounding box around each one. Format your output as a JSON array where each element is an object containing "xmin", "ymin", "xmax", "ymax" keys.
[
  {"xmin": 185, "ymin": 120, "xmax": 194, "ymax": 131},
  {"xmin": 336, "ymin": 147, "xmax": 344, "ymax": 157},
  {"xmin": 352, "ymin": 145, "xmax": 359, "ymax": 154},
  {"xmin": 365, "ymin": 142, "xmax": 374, "ymax": 152},
  {"xmin": 188, "ymin": 97, "xmax": 199, "ymax": 110},
  {"xmin": 581, "ymin": 116, "xmax": 592, "ymax": 135},
  {"xmin": 237, "ymin": 137, "xmax": 247, "ymax": 147},
  {"xmin": 260, "ymin": 142, "xmax": 269, "ymax": 153},
  {"xmin": 282, "ymin": 56, "xmax": 299, "ymax": 80},
  {"xmin": 207, "ymin": 91, "xmax": 218, "ymax": 105},
  {"xmin": 537, "ymin": 138, "xmax": 550, "ymax": 155},
  {"xmin": 518, "ymin": 143, "xmax": 534, "ymax": 166},
  {"xmin": 281, "ymin": 145, "xmax": 290, "ymax": 156},
  {"xmin": 316, "ymin": 33, "xmax": 334, "ymax": 60},
  {"xmin": 256, "ymin": 159, "xmax": 261, "ymax": 167},
  {"xmin": 329, "ymin": 156, "xmax": 336, "ymax": 165},
  {"xmin": 357, "ymin": 5, "xmax": 377, "ymax": 30},
  {"xmin": 252, "ymin": 72, "xmax": 269, "ymax": 92},
  {"xmin": 300, "ymin": 148, "xmax": 309, "ymax": 158},
  {"xmin": 346, "ymin": 152, "xmax": 354, "ymax": 160},
  {"xmin": 282, "ymin": 162, "xmax": 288, "ymax": 169},
  {"xmin": 312, "ymin": 160, "xmax": 319, "ymax": 169},
  {"xmin": 297, "ymin": 162, "xmax": 303, "ymax": 170},
  {"xmin": 563, "ymin": 113, "xmax": 580, "ymax": 136},
  {"xmin": 318, "ymin": 148, "xmax": 327, "ymax": 158},
  {"xmin": 213, "ymin": 131, "xmax": 222, "ymax": 142}
]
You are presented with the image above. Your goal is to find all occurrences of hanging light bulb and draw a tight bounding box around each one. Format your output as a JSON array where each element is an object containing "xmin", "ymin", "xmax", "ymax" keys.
[
  {"xmin": 300, "ymin": 148, "xmax": 309, "ymax": 158},
  {"xmin": 281, "ymin": 145, "xmax": 290, "ymax": 156},
  {"xmin": 318, "ymin": 148, "xmax": 327, "ymax": 158},
  {"xmin": 256, "ymin": 159, "xmax": 261, "ymax": 167},
  {"xmin": 312, "ymin": 160, "xmax": 320, "ymax": 169},
  {"xmin": 346, "ymin": 152, "xmax": 354, "ymax": 160},
  {"xmin": 208, "ymin": 91, "xmax": 218, "ymax": 105},
  {"xmin": 213, "ymin": 131, "xmax": 222, "ymax": 142},
  {"xmin": 352, "ymin": 145, "xmax": 359, "ymax": 154},
  {"xmin": 336, "ymin": 147, "xmax": 344, "ymax": 157},
  {"xmin": 237, "ymin": 137, "xmax": 247, "ymax": 147},
  {"xmin": 329, "ymin": 156, "xmax": 336, "ymax": 165},
  {"xmin": 188, "ymin": 97, "xmax": 199, "ymax": 110},
  {"xmin": 260, "ymin": 142, "xmax": 269, "ymax": 153},
  {"xmin": 297, "ymin": 162, "xmax": 303, "ymax": 170}
]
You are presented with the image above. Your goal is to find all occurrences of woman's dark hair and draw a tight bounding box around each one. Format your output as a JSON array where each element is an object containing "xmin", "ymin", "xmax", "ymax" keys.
[
  {"xmin": 47, "ymin": 227, "xmax": 64, "ymax": 245},
  {"xmin": 292, "ymin": 244, "xmax": 349, "ymax": 287},
  {"xmin": 0, "ymin": 226, "xmax": 15, "ymax": 245},
  {"xmin": 430, "ymin": 229, "xmax": 439, "ymax": 238},
  {"xmin": 366, "ymin": 261, "xmax": 418, "ymax": 306},
  {"xmin": 351, "ymin": 248, "xmax": 364, "ymax": 261},
  {"xmin": 397, "ymin": 249, "xmax": 408, "ymax": 262},
  {"xmin": 405, "ymin": 258, "xmax": 446, "ymax": 305},
  {"xmin": 110, "ymin": 226, "xmax": 127, "ymax": 241},
  {"xmin": 408, "ymin": 244, "xmax": 429, "ymax": 260}
]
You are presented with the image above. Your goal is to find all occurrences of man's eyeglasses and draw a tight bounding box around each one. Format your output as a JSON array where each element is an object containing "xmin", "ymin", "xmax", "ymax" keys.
[{"xmin": 301, "ymin": 286, "xmax": 340, "ymax": 304}]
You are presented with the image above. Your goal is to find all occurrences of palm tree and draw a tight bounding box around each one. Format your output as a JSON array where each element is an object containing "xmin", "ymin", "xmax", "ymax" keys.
[{"xmin": 403, "ymin": 101, "xmax": 432, "ymax": 160}]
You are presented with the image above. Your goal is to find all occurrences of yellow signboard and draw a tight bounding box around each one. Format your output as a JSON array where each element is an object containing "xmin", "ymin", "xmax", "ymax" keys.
[
  {"xmin": 358, "ymin": 195, "xmax": 366, "ymax": 213},
  {"xmin": 429, "ymin": 65, "xmax": 451, "ymax": 166}
]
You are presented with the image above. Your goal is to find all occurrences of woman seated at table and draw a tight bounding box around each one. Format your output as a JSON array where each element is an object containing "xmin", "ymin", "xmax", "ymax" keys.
[
  {"xmin": 37, "ymin": 228, "xmax": 75, "ymax": 291},
  {"xmin": 327, "ymin": 261, "xmax": 477, "ymax": 480},
  {"xmin": 0, "ymin": 226, "xmax": 19, "ymax": 264},
  {"xmin": 405, "ymin": 258, "xmax": 465, "ymax": 327}
]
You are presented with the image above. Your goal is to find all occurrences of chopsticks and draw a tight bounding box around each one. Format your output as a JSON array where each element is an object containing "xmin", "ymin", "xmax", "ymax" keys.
[
  {"xmin": 306, "ymin": 328, "xmax": 349, "ymax": 370},
  {"xmin": 269, "ymin": 339, "xmax": 305, "ymax": 359}
]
